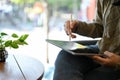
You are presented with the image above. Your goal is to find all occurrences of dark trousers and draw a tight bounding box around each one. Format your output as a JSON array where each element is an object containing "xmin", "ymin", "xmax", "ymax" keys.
[{"xmin": 53, "ymin": 41, "xmax": 120, "ymax": 80}]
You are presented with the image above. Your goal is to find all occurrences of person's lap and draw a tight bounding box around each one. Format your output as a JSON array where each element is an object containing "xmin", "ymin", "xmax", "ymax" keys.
[
  {"xmin": 53, "ymin": 50, "xmax": 99, "ymax": 80},
  {"xmin": 53, "ymin": 44, "xmax": 120, "ymax": 80},
  {"xmin": 84, "ymin": 66, "xmax": 120, "ymax": 80}
]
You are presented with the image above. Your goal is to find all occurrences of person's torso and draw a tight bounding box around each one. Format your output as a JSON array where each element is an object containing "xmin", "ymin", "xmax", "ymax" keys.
[{"xmin": 98, "ymin": 0, "xmax": 120, "ymax": 54}]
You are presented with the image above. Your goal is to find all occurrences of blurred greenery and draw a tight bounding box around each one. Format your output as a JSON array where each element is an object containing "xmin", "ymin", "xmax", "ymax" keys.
[
  {"xmin": 10, "ymin": 0, "xmax": 81, "ymax": 11},
  {"xmin": 10, "ymin": 0, "xmax": 35, "ymax": 5},
  {"xmin": 48, "ymin": 0, "xmax": 81, "ymax": 12}
]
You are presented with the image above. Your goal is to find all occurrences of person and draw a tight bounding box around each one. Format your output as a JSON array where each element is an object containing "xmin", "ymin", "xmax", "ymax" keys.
[{"xmin": 53, "ymin": 0, "xmax": 120, "ymax": 80}]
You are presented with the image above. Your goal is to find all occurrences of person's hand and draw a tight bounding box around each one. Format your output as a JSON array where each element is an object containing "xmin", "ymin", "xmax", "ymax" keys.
[
  {"xmin": 64, "ymin": 20, "xmax": 78, "ymax": 38},
  {"xmin": 92, "ymin": 51, "xmax": 120, "ymax": 67}
]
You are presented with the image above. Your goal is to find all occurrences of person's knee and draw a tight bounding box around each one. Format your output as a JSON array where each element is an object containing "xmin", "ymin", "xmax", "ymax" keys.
[{"xmin": 55, "ymin": 50, "xmax": 70, "ymax": 65}]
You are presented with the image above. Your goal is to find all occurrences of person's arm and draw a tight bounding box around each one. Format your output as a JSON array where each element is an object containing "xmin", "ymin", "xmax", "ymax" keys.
[{"xmin": 72, "ymin": 0, "xmax": 103, "ymax": 38}]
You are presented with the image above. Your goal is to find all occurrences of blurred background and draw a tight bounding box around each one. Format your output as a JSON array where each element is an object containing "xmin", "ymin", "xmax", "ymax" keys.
[{"xmin": 0, "ymin": 0, "xmax": 96, "ymax": 80}]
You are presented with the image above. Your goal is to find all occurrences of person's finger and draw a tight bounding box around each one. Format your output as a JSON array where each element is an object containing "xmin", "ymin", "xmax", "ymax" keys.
[
  {"xmin": 64, "ymin": 21, "xmax": 77, "ymax": 38},
  {"xmin": 104, "ymin": 51, "xmax": 114, "ymax": 58},
  {"xmin": 93, "ymin": 55, "xmax": 106, "ymax": 61},
  {"xmin": 64, "ymin": 21, "xmax": 70, "ymax": 35},
  {"xmin": 71, "ymin": 34, "xmax": 76, "ymax": 38},
  {"xmin": 92, "ymin": 55, "xmax": 109, "ymax": 65}
]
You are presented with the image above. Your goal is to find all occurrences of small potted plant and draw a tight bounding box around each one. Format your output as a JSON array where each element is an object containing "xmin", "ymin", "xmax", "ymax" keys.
[{"xmin": 0, "ymin": 32, "xmax": 29, "ymax": 62}]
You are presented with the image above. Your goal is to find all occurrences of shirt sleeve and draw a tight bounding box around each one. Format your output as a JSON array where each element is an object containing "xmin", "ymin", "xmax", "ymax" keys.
[{"xmin": 73, "ymin": 0, "xmax": 103, "ymax": 38}]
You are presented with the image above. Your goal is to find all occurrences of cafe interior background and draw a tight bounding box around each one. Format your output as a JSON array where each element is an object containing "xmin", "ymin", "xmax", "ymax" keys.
[{"xmin": 0, "ymin": 0, "xmax": 96, "ymax": 80}]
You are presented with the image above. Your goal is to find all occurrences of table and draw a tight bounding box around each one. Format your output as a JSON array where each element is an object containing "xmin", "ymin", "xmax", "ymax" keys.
[{"xmin": 0, "ymin": 54, "xmax": 44, "ymax": 80}]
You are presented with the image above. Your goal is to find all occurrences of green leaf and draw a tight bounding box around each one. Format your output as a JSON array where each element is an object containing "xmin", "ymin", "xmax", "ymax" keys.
[
  {"xmin": 19, "ymin": 34, "xmax": 29, "ymax": 42},
  {"xmin": 0, "ymin": 39, "xmax": 4, "ymax": 43},
  {"xmin": 23, "ymin": 41, "xmax": 28, "ymax": 45},
  {"xmin": 0, "ymin": 39, "xmax": 2, "ymax": 43},
  {"xmin": 0, "ymin": 46, "xmax": 5, "ymax": 50},
  {"xmin": 5, "ymin": 40, "xmax": 12, "ymax": 47},
  {"xmin": 0, "ymin": 32, "xmax": 8, "ymax": 36},
  {"xmin": 11, "ymin": 42, "xmax": 19, "ymax": 49},
  {"xmin": 12, "ymin": 33, "xmax": 19, "ymax": 38},
  {"xmin": 13, "ymin": 40, "xmax": 24, "ymax": 45},
  {"xmin": 14, "ymin": 40, "xmax": 28, "ymax": 45}
]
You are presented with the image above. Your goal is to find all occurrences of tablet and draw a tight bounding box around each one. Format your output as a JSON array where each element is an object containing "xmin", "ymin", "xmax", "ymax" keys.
[{"xmin": 46, "ymin": 39, "xmax": 103, "ymax": 56}]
